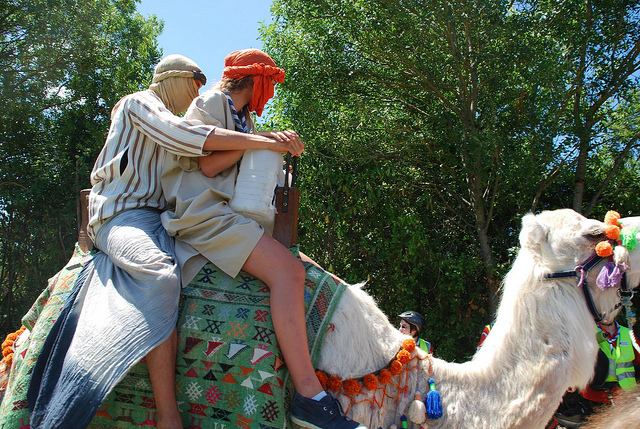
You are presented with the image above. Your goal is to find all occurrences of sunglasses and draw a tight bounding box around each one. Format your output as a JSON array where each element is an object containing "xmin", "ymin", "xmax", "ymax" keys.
[{"xmin": 193, "ymin": 70, "xmax": 207, "ymax": 87}]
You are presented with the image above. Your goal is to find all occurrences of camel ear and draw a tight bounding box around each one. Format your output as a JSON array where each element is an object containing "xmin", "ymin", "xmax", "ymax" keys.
[{"xmin": 519, "ymin": 212, "xmax": 549, "ymax": 250}]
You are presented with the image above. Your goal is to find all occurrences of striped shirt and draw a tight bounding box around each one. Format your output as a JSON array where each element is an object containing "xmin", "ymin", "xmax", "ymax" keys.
[{"xmin": 88, "ymin": 90, "xmax": 213, "ymax": 239}]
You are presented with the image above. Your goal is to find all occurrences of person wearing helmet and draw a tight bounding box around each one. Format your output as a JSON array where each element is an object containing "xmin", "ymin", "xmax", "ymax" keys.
[{"xmin": 398, "ymin": 311, "xmax": 433, "ymax": 354}]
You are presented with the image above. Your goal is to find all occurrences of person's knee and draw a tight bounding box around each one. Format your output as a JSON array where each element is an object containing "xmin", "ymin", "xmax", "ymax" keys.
[
  {"xmin": 270, "ymin": 257, "xmax": 306, "ymax": 289},
  {"xmin": 290, "ymin": 258, "xmax": 306, "ymax": 283}
]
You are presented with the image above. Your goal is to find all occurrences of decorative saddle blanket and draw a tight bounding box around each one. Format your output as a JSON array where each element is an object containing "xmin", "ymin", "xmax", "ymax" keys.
[{"xmin": 0, "ymin": 244, "xmax": 346, "ymax": 428}]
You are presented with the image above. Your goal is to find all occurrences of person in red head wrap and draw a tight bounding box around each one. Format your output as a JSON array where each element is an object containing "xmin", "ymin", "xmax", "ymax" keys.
[
  {"xmin": 159, "ymin": 50, "xmax": 366, "ymax": 429},
  {"xmin": 222, "ymin": 48, "xmax": 285, "ymax": 117}
]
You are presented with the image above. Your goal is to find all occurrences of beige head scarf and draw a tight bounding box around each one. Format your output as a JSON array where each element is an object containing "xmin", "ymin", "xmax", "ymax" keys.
[{"xmin": 149, "ymin": 54, "xmax": 203, "ymax": 114}]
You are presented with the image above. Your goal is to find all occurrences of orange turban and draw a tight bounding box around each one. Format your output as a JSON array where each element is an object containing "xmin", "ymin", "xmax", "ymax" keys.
[{"xmin": 222, "ymin": 49, "xmax": 285, "ymax": 117}]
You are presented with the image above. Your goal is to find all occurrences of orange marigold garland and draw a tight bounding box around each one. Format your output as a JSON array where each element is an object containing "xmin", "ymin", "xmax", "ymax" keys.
[
  {"xmin": 327, "ymin": 375, "xmax": 343, "ymax": 391},
  {"xmin": 402, "ymin": 338, "xmax": 416, "ymax": 353},
  {"xmin": 312, "ymin": 336, "xmax": 434, "ymax": 419},
  {"xmin": 363, "ymin": 374, "xmax": 378, "ymax": 391},
  {"xmin": 378, "ymin": 369, "xmax": 392, "ymax": 385},
  {"xmin": 595, "ymin": 241, "xmax": 613, "ymax": 257},
  {"xmin": 593, "ymin": 209, "xmax": 637, "ymax": 291},
  {"xmin": 595, "ymin": 211, "xmax": 629, "ymax": 257},
  {"xmin": 397, "ymin": 349, "xmax": 411, "ymax": 364},
  {"xmin": 389, "ymin": 359, "xmax": 403, "ymax": 376},
  {"xmin": 1, "ymin": 325, "xmax": 26, "ymax": 368},
  {"xmin": 343, "ymin": 379, "xmax": 362, "ymax": 395},
  {"xmin": 604, "ymin": 210, "xmax": 621, "ymax": 226},
  {"xmin": 605, "ymin": 224, "xmax": 620, "ymax": 240},
  {"xmin": 316, "ymin": 370, "xmax": 328, "ymax": 389}
]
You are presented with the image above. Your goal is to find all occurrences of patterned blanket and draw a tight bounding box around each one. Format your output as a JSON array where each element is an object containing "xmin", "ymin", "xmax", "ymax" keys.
[{"xmin": 0, "ymin": 244, "xmax": 346, "ymax": 429}]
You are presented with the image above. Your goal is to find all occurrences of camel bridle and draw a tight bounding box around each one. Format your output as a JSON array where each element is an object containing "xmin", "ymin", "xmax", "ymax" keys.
[{"xmin": 545, "ymin": 249, "xmax": 633, "ymax": 324}]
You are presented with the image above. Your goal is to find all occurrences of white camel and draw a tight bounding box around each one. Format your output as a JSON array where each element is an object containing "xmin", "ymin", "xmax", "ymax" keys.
[
  {"xmin": 2, "ymin": 209, "xmax": 638, "ymax": 429},
  {"xmin": 315, "ymin": 209, "xmax": 640, "ymax": 429}
]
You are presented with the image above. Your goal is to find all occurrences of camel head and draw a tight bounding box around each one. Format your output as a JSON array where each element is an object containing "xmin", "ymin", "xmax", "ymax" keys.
[
  {"xmin": 517, "ymin": 209, "xmax": 639, "ymax": 323},
  {"xmin": 519, "ymin": 208, "xmax": 608, "ymax": 273}
]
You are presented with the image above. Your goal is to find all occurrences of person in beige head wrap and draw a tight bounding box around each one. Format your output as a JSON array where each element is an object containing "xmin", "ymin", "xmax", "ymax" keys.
[
  {"xmin": 29, "ymin": 54, "xmax": 215, "ymax": 429},
  {"xmin": 149, "ymin": 54, "xmax": 207, "ymax": 114}
]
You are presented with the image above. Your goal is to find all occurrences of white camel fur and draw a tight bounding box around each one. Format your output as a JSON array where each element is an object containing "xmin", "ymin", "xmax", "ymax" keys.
[{"xmin": 313, "ymin": 209, "xmax": 640, "ymax": 429}]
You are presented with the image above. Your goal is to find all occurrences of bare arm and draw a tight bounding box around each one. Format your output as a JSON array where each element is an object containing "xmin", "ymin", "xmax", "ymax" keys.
[
  {"xmin": 202, "ymin": 128, "xmax": 304, "ymax": 155},
  {"xmin": 200, "ymin": 129, "xmax": 304, "ymax": 178},
  {"xmin": 199, "ymin": 150, "xmax": 244, "ymax": 178}
]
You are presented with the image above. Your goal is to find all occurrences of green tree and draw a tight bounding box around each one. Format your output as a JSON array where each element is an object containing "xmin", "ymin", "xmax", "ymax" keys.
[
  {"xmin": 262, "ymin": 0, "xmax": 640, "ymax": 359},
  {"xmin": 0, "ymin": 0, "xmax": 163, "ymax": 334},
  {"xmin": 529, "ymin": 0, "xmax": 640, "ymax": 214}
]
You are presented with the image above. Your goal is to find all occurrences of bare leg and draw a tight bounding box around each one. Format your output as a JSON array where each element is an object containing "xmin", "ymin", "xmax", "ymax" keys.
[
  {"xmin": 146, "ymin": 327, "xmax": 183, "ymax": 429},
  {"xmin": 243, "ymin": 235, "xmax": 324, "ymax": 398}
]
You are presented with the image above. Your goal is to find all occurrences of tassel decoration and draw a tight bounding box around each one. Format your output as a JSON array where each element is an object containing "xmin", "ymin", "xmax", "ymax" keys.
[
  {"xmin": 400, "ymin": 414, "xmax": 408, "ymax": 429},
  {"xmin": 425, "ymin": 377, "xmax": 443, "ymax": 419},
  {"xmin": 407, "ymin": 391, "xmax": 427, "ymax": 424}
]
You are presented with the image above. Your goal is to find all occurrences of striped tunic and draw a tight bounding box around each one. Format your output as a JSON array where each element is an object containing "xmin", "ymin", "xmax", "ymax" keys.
[{"xmin": 88, "ymin": 90, "xmax": 213, "ymax": 239}]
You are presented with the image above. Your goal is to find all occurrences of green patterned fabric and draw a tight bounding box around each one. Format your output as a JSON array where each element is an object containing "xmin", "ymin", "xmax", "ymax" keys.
[
  {"xmin": 0, "ymin": 244, "xmax": 92, "ymax": 428},
  {"xmin": 0, "ymin": 246, "xmax": 345, "ymax": 429}
]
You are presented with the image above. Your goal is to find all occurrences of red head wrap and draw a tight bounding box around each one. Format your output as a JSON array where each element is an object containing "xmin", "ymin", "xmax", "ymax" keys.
[{"xmin": 221, "ymin": 49, "xmax": 285, "ymax": 117}]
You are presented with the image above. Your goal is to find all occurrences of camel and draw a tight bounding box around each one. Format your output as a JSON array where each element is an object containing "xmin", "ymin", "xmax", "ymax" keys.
[
  {"xmin": 313, "ymin": 209, "xmax": 640, "ymax": 429},
  {"xmin": 0, "ymin": 209, "xmax": 638, "ymax": 429}
]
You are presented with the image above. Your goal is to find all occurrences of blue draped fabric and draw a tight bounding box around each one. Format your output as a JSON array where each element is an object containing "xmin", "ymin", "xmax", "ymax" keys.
[{"xmin": 27, "ymin": 209, "xmax": 180, "ymax": 428}]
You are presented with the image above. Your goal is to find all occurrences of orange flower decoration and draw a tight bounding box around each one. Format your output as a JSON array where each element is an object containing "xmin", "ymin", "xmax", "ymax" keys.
[
  {"xmin": 327, "ymin": 375, "xmax": 343, "ymax": 391},
  {"xmin": 606, "ymin": 225, "xmax": 620, "ymax": 240},
  {"xmin": 1, "ymin": 326, "xmax": 26, "ymax": 368},
  {"xmin": 397, "ymin": 349, "xmax": 411, "ymax": 364},
  {"xmin": 604, "ymin": 211, "xmax": 621, "ymax": 226},
  {"xmin": 378, "ymin": 369, "xmax": 392, "ymax": 385},
  {"xmin": 1, "ymin": 340, "xmax": 13, "ymax": 352},
  {"xmin": 596, "ymin": 241, "xmax": 613, "ymax": 257},
  {"xmin": 363, "ymin": 374, "xmax": 378, "ymax": 390},
  {"xmin": 343, "ymin": 379, "xmax": 362, "ymax": 395},
  {"xmin": 402, "ymin": 339, "xmax": 416, "ymax": 353},
  {"xmin": 390, "ymin": 360, "xmax": 403, "ymax": 376},
  {"xmin": 316, "ymin": 370, "xmax": 328, "ymax": 389}
]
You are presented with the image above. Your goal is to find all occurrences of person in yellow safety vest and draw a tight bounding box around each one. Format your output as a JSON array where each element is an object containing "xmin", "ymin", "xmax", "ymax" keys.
[
  {"xmin": 581, "ymin": 317, "xmax": 640, "ymax": 405},
  {"xmin": 553, "ymin": 316, "xmax": 639, "ymax": 426},
  {"xmin": 398, "ymin": 311, "xmax": 433, "ymax": 354},
  {"xmin": 598, "ymin": 323, "xmax": 636, "ymax": 390}
]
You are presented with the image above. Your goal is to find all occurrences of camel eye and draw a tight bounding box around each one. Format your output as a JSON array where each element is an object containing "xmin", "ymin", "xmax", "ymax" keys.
[{"xmin": 586, "ymin": 231, "xmax": 607, "ymax": 242}]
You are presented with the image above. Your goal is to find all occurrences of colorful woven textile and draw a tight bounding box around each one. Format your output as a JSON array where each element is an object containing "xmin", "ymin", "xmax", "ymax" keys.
[
  {"xmin": 0, "ymin": 244, "xmax": 92, "ymax": 428},
  {"xmin": 0, "ymin": 246, "xmax": 345, "ymax": 429}
]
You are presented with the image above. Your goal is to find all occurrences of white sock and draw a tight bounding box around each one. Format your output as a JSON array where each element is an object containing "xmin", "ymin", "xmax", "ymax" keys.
[{"xmin": 311, "ymin": 391, "xmax": 328, "ymax": 401}]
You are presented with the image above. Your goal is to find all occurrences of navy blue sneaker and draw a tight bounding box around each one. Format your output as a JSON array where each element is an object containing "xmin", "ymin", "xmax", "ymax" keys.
[{"xmin": 290, "ymin": 393, "xmax": 367, "ymax": 429}]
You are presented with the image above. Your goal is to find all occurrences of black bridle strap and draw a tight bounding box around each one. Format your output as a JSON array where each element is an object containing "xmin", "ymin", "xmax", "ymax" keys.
[
  {"xmin": 620, "ymin": 270, "xmax": 629, "ymax": 292},
  {"xmin": 581, "ymin": 277, "xmax": 604, "ymax": 323},
  {"xmin": 545, "ymin": 253, "xmax": 604, "ymax": 281},
  {"xmin": 545, "ymin": 253, "xmax": 606, "ymax": 323}
]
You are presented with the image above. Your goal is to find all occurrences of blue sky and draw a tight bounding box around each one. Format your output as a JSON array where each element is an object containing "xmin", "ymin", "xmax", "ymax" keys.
[{"xmin": 137, "ymin": 0, "xmax": 274, "ymax": 86}]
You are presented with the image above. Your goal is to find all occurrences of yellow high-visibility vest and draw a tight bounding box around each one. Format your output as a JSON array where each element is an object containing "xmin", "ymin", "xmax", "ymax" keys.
[{"xmin": 597, "ymin": 325, "xmax": 637, "ymax": 392}]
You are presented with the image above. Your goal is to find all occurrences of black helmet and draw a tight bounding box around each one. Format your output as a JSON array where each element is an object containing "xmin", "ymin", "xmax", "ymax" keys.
[{"xmin": 398, "ymin": 311, "xmax": 424, "ymax": 333}]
